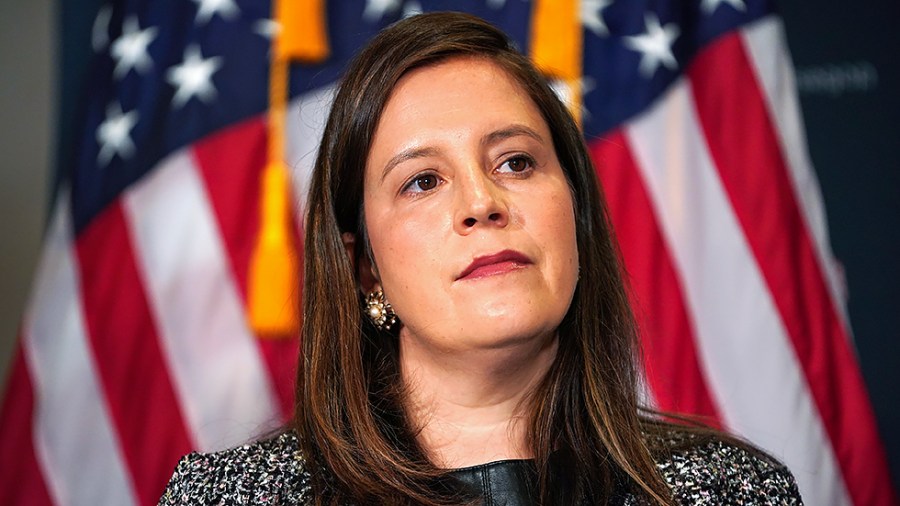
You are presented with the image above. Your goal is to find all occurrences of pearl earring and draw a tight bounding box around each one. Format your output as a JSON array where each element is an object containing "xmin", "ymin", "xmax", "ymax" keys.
[{"xmin": 365, "ymin": 289, "xmax": 398, "ymax": 331}]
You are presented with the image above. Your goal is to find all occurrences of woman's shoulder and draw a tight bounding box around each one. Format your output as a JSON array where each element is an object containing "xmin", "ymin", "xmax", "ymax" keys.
[
  {"xmin": 649, "ymin": 430, "xmax": 803, "ymax": 505},
  {"xmin": 158, "ymin": 431, "xmax": 311, "ymax": 506}
]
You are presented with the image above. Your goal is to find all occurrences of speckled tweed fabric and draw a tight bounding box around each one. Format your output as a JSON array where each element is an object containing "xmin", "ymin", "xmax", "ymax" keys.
[{"xmin": 158, "ymin": 431, "xmax": 802, "ymax": 505}]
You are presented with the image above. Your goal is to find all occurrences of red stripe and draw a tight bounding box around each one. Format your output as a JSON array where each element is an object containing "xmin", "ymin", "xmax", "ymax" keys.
[
  {"xmin": 191, "ymin": 118, "xmax": 298, "ymax": 420},
  {"xmin": 75, "ymin": 202, "xmax": 194, "ymax": 506},
  {"xmin": 0, "ymin": 343, "xmax": 54, "ymax": 505},
  {"xmin": 688, "ymin": 33, "xmax": 897, "ymax": 505},
  {"xmin": 590, "ymin": 132, "xmax": 723, "ymax": 427}
]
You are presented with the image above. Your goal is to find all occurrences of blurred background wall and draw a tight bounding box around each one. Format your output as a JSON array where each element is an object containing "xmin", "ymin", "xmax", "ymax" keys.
[
  {"xmin": 1, "ymin": 0, "xmax": 897, "ymax": 491},
  {"xmin": 0, "ymin": 1, "xmax": 53, "ymax": 387},
  {"xmin": 778, "ymin": 1, "xmax": 900, "ymax": 491}
]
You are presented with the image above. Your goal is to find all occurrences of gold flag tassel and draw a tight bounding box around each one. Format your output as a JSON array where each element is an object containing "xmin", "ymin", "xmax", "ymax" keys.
[
  {"xmin": 529, "ymin": 0, "xmax": 584, "ymax": 126},
  {"xmin": 248, "ymin": 0, "xmax": 329, "ymax": 336}
]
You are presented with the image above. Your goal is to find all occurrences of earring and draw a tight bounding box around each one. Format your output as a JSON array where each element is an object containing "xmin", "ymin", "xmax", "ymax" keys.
[{"xmin": 365, "ymin": 289, "xmax": 398, "ymax": 331}]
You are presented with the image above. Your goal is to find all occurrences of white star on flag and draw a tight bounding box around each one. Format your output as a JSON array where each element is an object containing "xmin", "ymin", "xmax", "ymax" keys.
[
  {"xmin": 550, "ymin": 76, "xmax": 597, "ymax": 119},
  {"xmin": 624, "ymin": 13, "xmax": 680, "ymax": 78},
  {"xmin": 402, "ymin": 1, "xmax": 423, "ymax": 19},
  {"xmin": 96, "ymin": 102, "xmax": 139, "ymax": 166},
  {"xmin": 110, "ymin": 16, "xmax": 159, "ymax": 79},
  {"xmin": 487, "ymin": 0, "xmax": 506, "ymax": 9},
  {"xmin": 192, "ymin": 0, "xmax": 239, "ymax": 25},
  {"xmin": 91, "ymin": 5, "xmax": 113, "ymax": 52},
  {"xmin": 700, "ymin": 0, "xmax": 747, "ymax": 14},
  {"xmin": 363, "ymin": 0, "xmax": 402, "ymax": 22},
  {"xmin": 582, "ymin": 0, "xmax": 614, "ymax": 37},
  {"xmin": 166, "ymin": 45, "xmax": 224, "ymax": 108},
  {"xmin": 253, "ymin": 19, "xmax": 280, "ymax": 39}
]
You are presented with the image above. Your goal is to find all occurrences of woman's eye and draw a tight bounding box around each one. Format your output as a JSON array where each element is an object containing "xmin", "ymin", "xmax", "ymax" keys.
[
  {"xmin": 403, "ymin": 173, "xmax": 441, "ymax": 194},
  {"xmin": 498, "ymin": 155, "xmax": 535, "ymax": 174}
]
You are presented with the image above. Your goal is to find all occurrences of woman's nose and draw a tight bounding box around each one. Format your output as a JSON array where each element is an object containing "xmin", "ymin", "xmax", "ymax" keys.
[{"xmin": 454, "ymin": 169, "xmax": 509, "ymax": 233}]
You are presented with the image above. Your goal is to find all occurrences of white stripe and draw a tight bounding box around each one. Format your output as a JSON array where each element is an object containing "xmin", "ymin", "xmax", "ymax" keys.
[
  {"xmin": 284, "ymin": 84, "xmax": 336, "ymax": 218},
  {"xmin": 625, "ymin": 80, "xmax": 851, "ymax": 505},
  {"xmin": 741, "ymin": 17, "xmax": 850, "ymax": 330},
  {"xmin": 23, "ymin": 190, "xmax": 138, "ymax": 505},
  {"xmin": 122, "ymin": 149, "xmax": 281, "ymax": 452}
]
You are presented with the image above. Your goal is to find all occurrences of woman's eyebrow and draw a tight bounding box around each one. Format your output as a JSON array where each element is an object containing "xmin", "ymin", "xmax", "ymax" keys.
[
  {"xmin": 379, "ymin": 125, "xmax": 543, "ymax": 182},
  {"xmin": 481, "ymin": 124, "xmax": 544, "ymax": 147},
  {"xmin": 381, "ymin": 146, "xmax": 440, "ymax": 182}
]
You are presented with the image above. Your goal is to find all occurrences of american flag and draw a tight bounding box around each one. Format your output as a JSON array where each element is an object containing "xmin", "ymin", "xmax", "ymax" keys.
[{"xmin": 0, "ymin": 0, "xmax": 895, "ymax": 504}]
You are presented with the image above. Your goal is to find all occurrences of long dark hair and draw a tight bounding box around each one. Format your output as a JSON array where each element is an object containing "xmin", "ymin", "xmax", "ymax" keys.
[{"xmin": 295, "ymin": 12, "xmax": 680, "ymax": 505}]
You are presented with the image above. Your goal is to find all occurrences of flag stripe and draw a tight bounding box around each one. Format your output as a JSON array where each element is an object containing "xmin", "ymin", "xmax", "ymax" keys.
[
  {"xmin": 24, "ymin": 194, "xmax": 138, "ymax": 505},
  {"xmin": 190, "ymin": 119, "xmax": 267, "ymax": 304},
  {"xmin": 122, "ymin": 149, "xmax": 281, "ymax": 452},
  {"xmin": 284, "ymin": 85, "xmax": 336, "ymax": 218},
  {"xmin": 75, "ymin": 200, "xmax": 194, "ymax": 505},
  {"xmin": 625, "ymin": 77, "xmax": 850, "ymax": 505},
  {"xmin": 191, "ymin": 117, "xmax": 297, "ymax": 418},
  {"xmin": 590, "ymin": 132, "xmax": 723, "ymax": 425},
  {"xmin": 0, "ymin": 346, "xmax": 54, "ymax": 505},
  {"xmin": 687, "ymin": 30, "xmax": 896, "ymax": 506},
  {"xmin": 740, "ymin": 18, "xmax": 849, "ymax": 326}
]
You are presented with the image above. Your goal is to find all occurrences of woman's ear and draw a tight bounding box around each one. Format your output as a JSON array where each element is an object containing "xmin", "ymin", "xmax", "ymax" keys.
[{"xmin": 341, "ymin": 232, "xmax": 380, "ymax": 294}]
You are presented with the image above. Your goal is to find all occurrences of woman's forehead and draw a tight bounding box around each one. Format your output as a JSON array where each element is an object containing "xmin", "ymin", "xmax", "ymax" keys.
[
  {"xmin": 367, "ymin": 57, "xmax": 550, "ymax": 162},
  {"xmin": 386, "ymin": 56, "xmax": 530, "ymax": 112}
]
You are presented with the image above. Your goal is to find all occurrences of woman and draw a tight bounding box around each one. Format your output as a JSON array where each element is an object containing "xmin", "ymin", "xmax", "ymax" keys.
[{"xmin": 160, "ymin": 12, "xmax": 801, "ymax": 505}]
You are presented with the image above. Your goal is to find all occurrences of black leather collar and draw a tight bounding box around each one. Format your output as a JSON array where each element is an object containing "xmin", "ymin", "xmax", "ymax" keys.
[
  {"xmin": 448, "ymin": 459, "xmax": 538, "ymax": 506},
  {"xmin": 446, "ymin": 455, "xmax": 627, "ymax": 505}
]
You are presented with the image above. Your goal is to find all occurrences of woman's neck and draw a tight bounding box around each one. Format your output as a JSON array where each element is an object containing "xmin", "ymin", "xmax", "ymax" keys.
[{"xmin": 398, "ymin": 332, "xmax": 558, "ymax": 469}]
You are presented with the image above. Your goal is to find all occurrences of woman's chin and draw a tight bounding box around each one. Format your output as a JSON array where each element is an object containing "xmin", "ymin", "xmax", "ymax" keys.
[{"xmin": 457, "ymin": 318, "xmax": 559, "ymax": 351}]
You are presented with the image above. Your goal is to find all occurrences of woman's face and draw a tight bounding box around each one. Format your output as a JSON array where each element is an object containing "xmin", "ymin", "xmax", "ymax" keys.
[{"xmin": 362, "ymin": 56, "xmax": 579, "ymax": 355}]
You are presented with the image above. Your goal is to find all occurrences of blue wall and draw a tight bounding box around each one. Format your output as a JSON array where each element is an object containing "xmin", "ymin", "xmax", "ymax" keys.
[{"xmin": 779, "ymin": 0, "xmax": 900, "ymax": 491}]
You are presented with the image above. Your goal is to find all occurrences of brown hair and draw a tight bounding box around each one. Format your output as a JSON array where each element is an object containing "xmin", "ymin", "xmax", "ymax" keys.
[{"xmin": 295, "ymin": 11, "xmax": 682, "ymax": 505}]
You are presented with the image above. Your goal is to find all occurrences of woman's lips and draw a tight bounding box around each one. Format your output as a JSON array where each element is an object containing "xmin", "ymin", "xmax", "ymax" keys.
[{"xmin": 456, "ymin": 250, "xmax": 532, "ymax": 281}]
